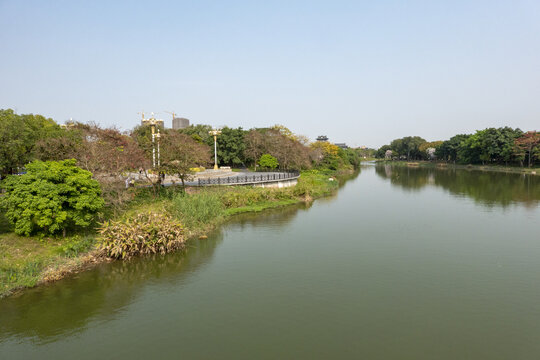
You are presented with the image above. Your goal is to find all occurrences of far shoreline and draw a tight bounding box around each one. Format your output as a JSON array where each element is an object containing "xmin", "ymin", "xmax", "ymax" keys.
[{"xmin": 371, "ymin": 160, "xmax": 539, "ymax": 175}]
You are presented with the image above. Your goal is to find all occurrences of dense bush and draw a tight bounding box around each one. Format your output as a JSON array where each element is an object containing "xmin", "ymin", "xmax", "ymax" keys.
[
  {"xmin": 0, "ymin": 159, "xmax": 104, "ymax": 236},
  {"xmin": 99, "ymin": 212, "xmax": 184, "ymax": 259},
  {"xmin": 258, "ymin": 154, "xmax": 278, "ymax": 169}
]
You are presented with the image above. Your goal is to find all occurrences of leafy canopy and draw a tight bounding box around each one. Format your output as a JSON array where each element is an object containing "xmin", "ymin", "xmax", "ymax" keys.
[
  {"xmin": 0, "ymin": 159, "xmax": 104, "ymax": 236},
  {"xmin": 0, "ymin": 109, "xmax": 60, "ymax": 176},
  {"xmin": 258, "ymin": 154, "xmax": 279, "ymax": 169}
]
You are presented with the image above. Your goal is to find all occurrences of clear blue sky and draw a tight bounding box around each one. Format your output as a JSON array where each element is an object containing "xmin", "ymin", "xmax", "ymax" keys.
[{"xmin": 1, "ymin": 0, "xmax": 539, "ymax": 148}]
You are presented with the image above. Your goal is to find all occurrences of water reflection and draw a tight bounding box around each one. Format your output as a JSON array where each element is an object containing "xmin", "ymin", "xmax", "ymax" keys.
[
  {"xmin": 0, "ymin": 200, "xmax": 312, "ymax": 343},
  {"xmin": 374, "ymin": 164, "xmax": 540, "ymax": 208},
  {"xmin": 0, "ymin": 170, "xmax": 360, "ymax": 343},
  {"xmin": 0, "ymin": 232, "xmax": 224, "ymax": 343}
]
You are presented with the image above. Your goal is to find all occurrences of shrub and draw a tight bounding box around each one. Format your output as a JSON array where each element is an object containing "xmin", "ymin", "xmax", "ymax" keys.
[
  {"xmin": 99, "ymin": 213, "xmax": 184, "ymax": 259},
  {"xmin": 258, "ymin": 154, "xmax": 278, "ymax": 170},
  {"xmin": 0, "ymin": 159, "xmax": 104, "ymax": 236}
]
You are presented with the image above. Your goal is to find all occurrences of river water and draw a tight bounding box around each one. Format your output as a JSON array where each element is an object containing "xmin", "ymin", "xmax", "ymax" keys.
[{"xmin": 1, "ymin": 164, "xmax": 540, "ymax": 359}]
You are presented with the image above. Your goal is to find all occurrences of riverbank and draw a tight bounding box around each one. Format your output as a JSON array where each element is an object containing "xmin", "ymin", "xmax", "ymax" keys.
[
  {"xmin": 0, "ymin": 169, "xmax": 354, "ymax": 298},
  {"xmin": 375, "ymin": 160, "xmax": 539, "ymax": 175}
]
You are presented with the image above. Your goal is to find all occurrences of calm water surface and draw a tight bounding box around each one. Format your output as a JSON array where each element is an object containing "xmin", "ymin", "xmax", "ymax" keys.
[{"xmin": 1, "ymin": 164, "xmax": 540, "ymax": 359}]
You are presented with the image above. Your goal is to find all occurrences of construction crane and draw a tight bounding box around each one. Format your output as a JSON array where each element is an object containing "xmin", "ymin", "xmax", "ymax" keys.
[{"xmin": 164, "ymin": 111, "xmax": 176, "ymax": 120}]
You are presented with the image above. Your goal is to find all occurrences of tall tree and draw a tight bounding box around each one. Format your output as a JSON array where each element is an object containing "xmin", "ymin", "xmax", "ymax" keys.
[
  {"xmin": 74, "ymin": 123, "xmax": 148, "ymax": 177},
  {"xmin": 436, "ymin": 134, "xmax": 471, "ymax": 162},
  {"xmin": 376, "ymin": 145, "xmax": 392, "ymax": 159},
  {"xmin": 390, "ymin": 136, "xmax": 426, "ymax": 160},
  {"xmin": 515, "ymin": 131, "xmax": 540, "ymax": 167},
  {"xmin": 160, "ymin": 132, "xmax": 211, "ymax": 188},
  {"xmin": 0, "ymin": 109, "xmax": 59, "ymax": 176},
  {"xmin": 177, "ymin": 124, "xmax": 213, "ymax": 144},
  {"xmin": 208, "ymin": 127, "xmax": 246, "ymax": 167},
  {"xmin": 245, "ymin": 128, "xmax": 311, "ymax": 170}
]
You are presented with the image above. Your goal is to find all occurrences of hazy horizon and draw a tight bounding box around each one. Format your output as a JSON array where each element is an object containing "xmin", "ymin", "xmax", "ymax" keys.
[{"xmin": 1, "ymin": 0, "xmax": 539, "ymax": 148}]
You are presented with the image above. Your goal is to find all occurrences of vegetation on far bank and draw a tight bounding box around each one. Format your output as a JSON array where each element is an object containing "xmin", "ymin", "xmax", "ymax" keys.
[
  {"xmin": 376, "ymin": 127, "xmax": 539, "ymax": 167},
  {"xmin": 374, "ymin": 159, "xmax": 539, "ymax": 175},
  {"xmin": 373, "ymin": 162, "xmax": 540, "ymax": 208}
]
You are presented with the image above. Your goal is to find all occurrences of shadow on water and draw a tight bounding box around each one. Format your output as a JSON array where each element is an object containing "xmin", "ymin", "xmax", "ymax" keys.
[
  {"xmin": 374, "ymin": 164, "xmax": 540, "ymax": 208},
  {"xmin": 0, "ymin": 194, "xmax": 317, "ymax": 343},
  {"xmin": 0, "ymin": 232, "xmax": 224, "ymax": 343}
]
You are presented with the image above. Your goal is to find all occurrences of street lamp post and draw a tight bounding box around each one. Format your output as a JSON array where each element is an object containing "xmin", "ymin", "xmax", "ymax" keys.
[
  {"xmin": 142, "ymin": 113, "xmax": 163, "ymax": 168},
  {"xmin": 209, "ymin": 129, "xmax": 222, "ymax": 170}
]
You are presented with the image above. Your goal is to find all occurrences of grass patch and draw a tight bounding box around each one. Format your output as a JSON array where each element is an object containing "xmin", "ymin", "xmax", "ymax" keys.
[
  {"xmin": 54, "ymin": 235, "xmax": 97, "ymax": 258},
  {"xmin": 169, "ymin": 191, "xmax": 225, "ymax": 230},
  {"xmin": 0, "ymin": 233, "xmax": 98, "ymax": 297},
  {"xmin": 224, "ymin": 199, "xmax": 298, "ymax": 215},
  {"xmin": 0, "ymin": 234, "xmax": 61, "ymax": 296}
]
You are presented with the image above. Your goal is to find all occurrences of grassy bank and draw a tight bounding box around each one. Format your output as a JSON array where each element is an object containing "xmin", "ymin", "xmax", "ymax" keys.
[
  {"xmin": 0, "ymin": 169, "xmax": 350, "ymax": 298},
  {"xmin": 0, "ymin": 231, "xmax": 100, "ymax": 297},
  {"xmin": 375, "ymin": 160, "xmax": 539, "ymax": 175}
]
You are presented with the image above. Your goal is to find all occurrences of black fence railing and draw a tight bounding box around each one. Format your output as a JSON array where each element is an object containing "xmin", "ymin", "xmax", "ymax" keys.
[{"xmin": 197, "ymin": 171, "xmax": 300, "ymax": 186}]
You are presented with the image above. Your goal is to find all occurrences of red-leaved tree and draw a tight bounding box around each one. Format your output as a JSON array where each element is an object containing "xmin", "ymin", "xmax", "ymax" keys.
[{"xmin": 515, "ymin": 131, "xmax": 540, "ymax": 167}]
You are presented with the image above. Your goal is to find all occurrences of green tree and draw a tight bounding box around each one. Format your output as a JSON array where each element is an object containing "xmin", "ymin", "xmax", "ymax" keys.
[
  {"xmin": 209, "ymin": 127, "xmax": 246, "ymax": 167},
  {"xmin": 456, "ymin": 127, "xmax": 522, "ymax": 164},
  {"xmin": 343, "ymin": 148, "xmax": 362, "ymax": 168},
  {"xmin": 390, "ymin": 136, "xmax": 426, "ymax": 160},
  {"xmin": 457, "ymin": 133, "xmax": 484, "ymax": 164},
  {"xmin": 177, "ymin": 124, "xmax": 213, "ymax": 144},
  {"xmin": 376, "ymin": 145, "xmax": 392, "ymax": 159},
  {"xmin": 436, "ymin": 134, "xmax": 471, "ymax": 162},
  {"xmin": 0, "ymin": 109, "xmax": 59, "ymax": 176},
  {"xmin": 258, "ymin": 154, "xmax": 278, "ymax": 169},
  {"xmin": 0, "ymin": 160, "xmax": 104, "ymax": 236}
]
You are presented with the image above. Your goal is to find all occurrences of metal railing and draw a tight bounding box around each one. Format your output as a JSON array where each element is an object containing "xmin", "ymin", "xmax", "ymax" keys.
[{"xmin": 197, "ymin": 171, "xmax": 300, "ymax": 186}]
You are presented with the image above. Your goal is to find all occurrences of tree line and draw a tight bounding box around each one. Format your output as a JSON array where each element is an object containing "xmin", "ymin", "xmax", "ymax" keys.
[
  {"xmin": 0, "ymin": 108, "xmax": 363, "ymax": 235},
  {"xmin": 376, "ymin": 127, "xmax": 540, "ymax": 167},
  {"xmin": 0, "ymin": 108, "xmax": 362, "ymax": 187}
]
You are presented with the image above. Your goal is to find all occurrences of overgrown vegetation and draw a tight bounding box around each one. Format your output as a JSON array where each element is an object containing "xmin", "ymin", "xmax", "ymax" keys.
[
  {"xmin": 0, "ymin": 233, "xmax": 97, "ymax": 296},
  {"xmin": 98, "ymin": 213, "xmax": 184, "ymax": 259},
  {"xmin": 169, "ymin": 192, "xmax": 225, "ymax": 229},
  {"xmin": 167, "ymin": 170, "xmax": 340, "ymax": 229}
]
